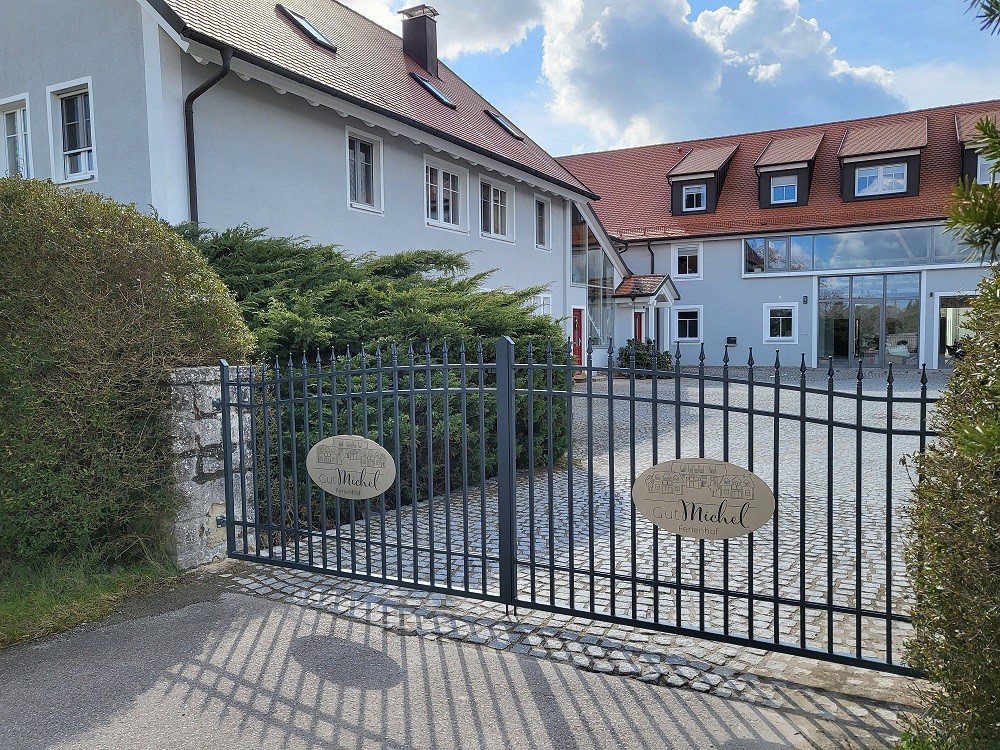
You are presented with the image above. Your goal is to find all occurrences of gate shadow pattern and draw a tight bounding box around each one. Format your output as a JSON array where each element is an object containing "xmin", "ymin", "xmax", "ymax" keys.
[{"xmin": 220, "ymin": 338, "xmax": 936, "ymax": 676}]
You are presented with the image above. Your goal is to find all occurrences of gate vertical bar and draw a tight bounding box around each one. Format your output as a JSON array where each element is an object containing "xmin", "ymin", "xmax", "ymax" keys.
[
  {"xmin": 220, "ymin": 360, "xmax": 237, "ymax": 556},
  {"xmin": 496, "ymin": 337, "xmax": 518, "ymax": 606}
]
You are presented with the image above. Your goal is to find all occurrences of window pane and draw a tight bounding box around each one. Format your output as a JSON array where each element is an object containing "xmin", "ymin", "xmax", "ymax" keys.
[
  {"xmin": 360, "ymin": 141, "xmax": 374, "ymax": 205},
  {"xmin": 855, "ymin": 167, "xmax": 878, "ymax": 196},
  {"xmin": 767, "ymin": 238, "xmax": 787, "ymax": 270},
  {"xmin": 426, "ymin": 166, "xmax": 438, "ymax": 221},
  {"xmin": 744, "ymin": 238, "xmax": 765, "ymax": 273},
  {"xmin": 535, "ymin": 200, "xmax": 546, "ymax": 246},
  {"xmin": 769, "ymin": 308, "xmax": 793, "ymax": 339},
  {"xmin": 481, "ymin": 183, "xmax": 492, "ymax": 234},
  {"xmin": 349, "ymin": 139, "xmax": 358, "ymax": 203},
  {"xmin": 882, "ymin": 164, "xmax": 906, "ymax": 193},
  {"xmin": 851, "ymin": 275, "xmax": 883, "ymax": 299},
  {"xmin": 885, "ymin": 273, "xmax": 920, "ymax": 298},
  {"xmin": 790, "ymin": 236, "xmax": 812, "ymax": 270},
  {"xmin": 818, "ymin": 276, "xmax": 849, "ymax": 301},
  {"xmin": 571, "ymin": 206, "xmax": 588, "ymax": 283}
]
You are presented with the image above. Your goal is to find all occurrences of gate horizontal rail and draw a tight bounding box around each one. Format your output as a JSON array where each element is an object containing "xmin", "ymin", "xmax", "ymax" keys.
[{"xmin": 221, "ymin": 337, "xmax": 937, "ymax": 676}]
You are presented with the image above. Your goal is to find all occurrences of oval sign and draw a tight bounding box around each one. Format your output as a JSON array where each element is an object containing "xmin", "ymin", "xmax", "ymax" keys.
[
  {"xmin": 306, "ymin": 436, "xmax": 397, "ymax": 501},
  {"xmin": 632, "ymin": 459, "xmax": 775, "ymax": 540}
]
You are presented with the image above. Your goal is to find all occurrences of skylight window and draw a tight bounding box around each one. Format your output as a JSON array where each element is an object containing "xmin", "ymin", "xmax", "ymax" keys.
[
  {"xmin": 277, "ymin": 4, "xmax": 337, "ymax": 53},
  {"xmin": 485, "ymin": 110, "xmax": 525, "ymax": 141},
  {"xmin": 411, "ymin": 73, "xmax": 457, "ymax": 109}
]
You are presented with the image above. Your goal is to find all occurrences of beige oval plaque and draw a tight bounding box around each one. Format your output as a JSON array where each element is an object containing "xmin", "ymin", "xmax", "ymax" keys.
[
  {"xmin": 632, "ymin": 459, "xmax": 775, "ymax": 540},
  {"xmin": 306, "ymin": 436, "xmax": 396, "ymax": 501}
]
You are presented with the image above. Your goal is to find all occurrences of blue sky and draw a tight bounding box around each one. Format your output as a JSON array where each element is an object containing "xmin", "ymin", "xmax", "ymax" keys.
[{"xmin": 345, "ymin": 0, "xmax": 1000, "ymax": 155}]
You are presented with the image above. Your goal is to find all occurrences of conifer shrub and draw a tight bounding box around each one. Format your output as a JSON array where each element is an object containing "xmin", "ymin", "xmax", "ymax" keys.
[
  {"xmin": 181, "ymin": 225, "xmax": 570, "ymax": 538},
  {"xmin": 0, "ymin": 180, "xmax": 253, "ymax": 564},
  {"xmin": 904, "ymin": 266, "xmax": 1000, "ymax": 748}
]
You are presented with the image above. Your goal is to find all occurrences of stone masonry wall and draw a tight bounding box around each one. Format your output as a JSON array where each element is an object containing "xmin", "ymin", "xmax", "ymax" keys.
[{"xmin": 168, "ymin": 367, "xmax": 254, "ymax": 570}]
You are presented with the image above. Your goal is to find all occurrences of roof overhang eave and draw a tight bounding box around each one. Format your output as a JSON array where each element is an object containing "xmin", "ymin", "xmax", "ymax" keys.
[{"xmin": 144, "ymin": 4, "xmax": 601, "ymax": 202}]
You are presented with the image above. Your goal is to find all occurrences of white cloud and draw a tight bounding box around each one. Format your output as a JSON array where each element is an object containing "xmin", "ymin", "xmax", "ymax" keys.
[
  {"xmin": 892, "ymin": 61, "xmax": 1000, "ymax": 110},
  {"xmin": 340, "ymin": 0, "xmax": 908, "ymax": 151},
  {"xmin": 338, "ymin": 0, "xmax": 546, "ymax": 58}
]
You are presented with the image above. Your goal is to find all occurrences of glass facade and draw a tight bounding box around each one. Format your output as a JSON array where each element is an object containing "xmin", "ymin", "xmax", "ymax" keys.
[
  {"xmin": 745, "ymin": 225, "xmax": 974, "ymax": 274},
  {"xmin": 938, "ymin": 295, "xmax": 975, "ymax": 368},
  {"xmin": 571, "ymin": 205, "xmax": 614, "ymax": 345},
  {"xmin": 818, "ymin": 273, "xmax": 920, "ymax": 368}
]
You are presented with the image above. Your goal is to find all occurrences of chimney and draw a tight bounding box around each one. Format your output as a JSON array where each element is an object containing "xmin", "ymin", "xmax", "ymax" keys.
[{"xmin": 399, "ymin": 5, "xmax": 440, "ymax": 78}]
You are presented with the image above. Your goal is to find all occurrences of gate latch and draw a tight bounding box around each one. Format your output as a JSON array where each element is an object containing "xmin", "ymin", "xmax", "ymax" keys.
[
  {"xmin": 216, "ymin": 515, "xmax": 227, "ymax": 528},
  {"xmin": 212, "ymin": 398, "xmax": 223, "ymax": 411}
]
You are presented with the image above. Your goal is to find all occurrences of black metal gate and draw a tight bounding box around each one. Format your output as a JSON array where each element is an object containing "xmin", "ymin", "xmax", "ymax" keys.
[{"xmin": 220, "ymin": 337, "xmax": 936, "ymax": 675}]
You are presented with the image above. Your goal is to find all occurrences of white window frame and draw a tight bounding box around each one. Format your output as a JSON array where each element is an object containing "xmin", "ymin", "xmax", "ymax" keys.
[
  {"xmin": 424, "ymin": 155, "xmax": 468, "ymax": 233},
  {"xmin": 673, "ymin": 305, "xmax": 703, "ymax": 344},
  {"xmin": 1, "ymin": 93, "xmax": 31, "ymax": 179},
  {"xmin": 534, "ymin": 194, "xmax": 552, "ymax": 250},
  {"xmin": 977, "ymin": 153, "xmax": 998, "ymax": 185},
  {"xmin": 763, "ymin": 302, "xmax": 799, "ymax": 344},
  {"xmin": 770, "ymin": 174, "xmax": 797, "ymax": 204},
  {"xmin": 480, "ymin": 176, "xmax": 515, "ymax": 242},
  {"xmin": 345, "ymin": 127, "xmax": 384, "ymax": 215},
  {"xmin": 46, "ymin": 78, "xmax": 97, "ymax": 184},
  {"xmin": 534, "ymin": 294, "xmax": 553, "ymax": 317},
  {"xmin": 854, "ymin": 163, "xmax": 907, "ymax": 197},
  {"xmin": 673, "ymin": 243, "xmax": 703, "ymax": 281},
  {"xmin": 682, "ymin": 184, "xmax": 707, "ymax": 212}
]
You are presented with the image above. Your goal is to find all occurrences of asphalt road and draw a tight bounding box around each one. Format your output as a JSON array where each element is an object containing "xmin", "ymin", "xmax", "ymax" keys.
[{"xmin": 0, "ymin": 575, "xmax": 897, "ymax": 749}]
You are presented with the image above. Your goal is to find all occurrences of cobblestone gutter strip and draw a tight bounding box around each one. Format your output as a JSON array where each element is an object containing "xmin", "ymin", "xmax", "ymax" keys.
[{"xmin": 220, "ymin": 562, "xmax": 921, "ymax": 731}]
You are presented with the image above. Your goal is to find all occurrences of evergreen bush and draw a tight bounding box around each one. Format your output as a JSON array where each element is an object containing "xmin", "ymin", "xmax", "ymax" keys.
[
  {"xmin": 615, "ymin": 339, "xmax": 673, "ymax": 375},
  {"xmin": 0, "ymin": 179, "xmax": 253, "ymax": 563},
  {"xmin": 904, "ymin": 266, "xmax": 1000, "ymax": 747}
]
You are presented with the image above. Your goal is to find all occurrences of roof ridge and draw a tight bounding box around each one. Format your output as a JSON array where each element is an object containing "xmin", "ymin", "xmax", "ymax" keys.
[{"xmin": 557, "ymin": 98, "xmax": 1000, "ymax": 160}]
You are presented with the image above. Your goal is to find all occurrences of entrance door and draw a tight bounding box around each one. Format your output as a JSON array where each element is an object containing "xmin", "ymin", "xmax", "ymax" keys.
[
  {"xmin": 938, "ymin": 295, "xmax": 975, "ymax": 368},
  {"xmin": 820, "ymin": 273, "xmax": 920, "ymax": 368},
  {"xmin": 572, "ymin": 308, "xmax": 584, "ymax": 365},
  {"xmin": 633, "ymin": 311, "xmax": 644, "ymax": 343},
  {"xmin": 853, "ymin": 303, "xmax": 882, "ymax": 367}
]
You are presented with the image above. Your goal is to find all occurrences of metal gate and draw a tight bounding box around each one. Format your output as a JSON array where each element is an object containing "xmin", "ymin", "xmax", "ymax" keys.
[{"xmin": 220, "ymin": 337, "xmax": 936, "ymax": 675}]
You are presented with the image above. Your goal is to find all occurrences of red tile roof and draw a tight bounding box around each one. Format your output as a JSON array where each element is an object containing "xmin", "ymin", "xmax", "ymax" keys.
[
  {"xmin": 956, "ymin": 110, "xmax": 1000, "ymax": 143},
  {"xmin": 150, "ymin": 0, "xmax": 596, "ymax": 198},
  {"xmin": 557, "ymin": 101, "xmax": 1000, "ymax": 241},
  {"xmin": 667, "ymin": 144, "xmax": 739, "ymax": 178},
  {"xmin": 755, "ymin": 134, "xmax": 824, "ymax": 168},
  {"xmin": 838, "ymin": 118, "xmax": 928, "ymax": 158},
  {"xmin": 614, "ymin": 275, "xmax": 669, "ymax": 298}
]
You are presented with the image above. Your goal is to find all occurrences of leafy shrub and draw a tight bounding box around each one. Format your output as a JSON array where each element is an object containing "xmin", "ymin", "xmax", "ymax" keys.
[
  {"xmin": 178, "ymin": 225, "xmax": 559, "ymax": 358},
  {"xmin": 0, "ymin": 179, "xmax": 253, "ymax": 564},
  {"xmin": 904, "ymin": 266, "xmax": 1000, "ymax": 748},
  {"xmin": 178, "ymin": 226, "xmax": 570, "ymax": 542},
  {"xmin": 616, "ymin": 339, "xmax": 673, "ymax": 375}
]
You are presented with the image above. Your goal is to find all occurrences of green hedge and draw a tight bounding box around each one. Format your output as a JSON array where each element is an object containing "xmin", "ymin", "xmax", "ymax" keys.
[
  {"xmin": 904, "ymin": 266, "xmax": 1000, "ymax": 748},
  {"xmin": 253, "ymin": 343, "xmax": 570, "ymax": 543},
  {"xmin": 0, "ymin": 179, "xmax": 253, "ymax": 563}
]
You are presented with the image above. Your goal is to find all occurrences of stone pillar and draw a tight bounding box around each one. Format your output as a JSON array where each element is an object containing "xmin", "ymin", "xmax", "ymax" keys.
[{"xmin": 168, "ymin": 366, "xmax": 254, "ymax": 570}]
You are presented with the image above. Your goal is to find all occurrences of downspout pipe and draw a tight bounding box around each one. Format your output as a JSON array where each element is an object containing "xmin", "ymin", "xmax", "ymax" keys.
[
  {"xmin": 185, "ymin": 47, "xmax": 233, "ymax": 224},
  {"xmin": 647, "ymin": 240, "xmax": 655, "ymax": 274}
]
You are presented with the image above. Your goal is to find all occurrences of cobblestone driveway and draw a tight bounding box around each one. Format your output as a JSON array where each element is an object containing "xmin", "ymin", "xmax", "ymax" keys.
[{"xmin": 262, "ymin": 369, "xmax": 944, "ymax": 671}]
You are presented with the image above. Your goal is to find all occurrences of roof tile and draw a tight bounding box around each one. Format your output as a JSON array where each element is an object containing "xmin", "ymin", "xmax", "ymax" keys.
[
  {"xmin": 838, "ymin": 118, "xmax": 928, "ymax": 158},
  {"xmin": 755, "ymin": 134, "xmax": 823, "ymax": 168},
  {"xmin": 667, "ymin": 144, "xmax": 739, "ymax": 178},
  {"xmin": 956, "ymin": 110, "xmax": 1000, "ymax": 143},
  {"xmin": 557, "ymin": 101, "xmax": 1000, "ymax": 241},
  {"xmin": 157, "ymin": 0, "xmax": 593, "ymax": 196},
  {"xmin": 614, "ymin": 275, "xmax": 668, "ymax": 298}
]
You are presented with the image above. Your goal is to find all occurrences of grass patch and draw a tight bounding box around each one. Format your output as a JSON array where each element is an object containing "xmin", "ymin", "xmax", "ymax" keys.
[{"xmin": 0, "ymin": 558, "xmax": 171, "ymax": 649}]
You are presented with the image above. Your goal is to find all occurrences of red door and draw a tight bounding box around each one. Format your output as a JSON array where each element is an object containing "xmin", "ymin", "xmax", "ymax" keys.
[
  {"xmin": 634, "ymin": 311, "xmax": 644, "ymax": 343},
  {"xmin": 572, "ymin": 309, "xmax": 584, "ymax": 365}
]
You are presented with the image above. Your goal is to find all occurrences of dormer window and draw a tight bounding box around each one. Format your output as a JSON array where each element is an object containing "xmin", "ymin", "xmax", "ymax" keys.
[
  {"xmin": 754, "ymin": 133, "xmax": 821, "ymax": 209},
  {"xmin": 977, "ymin": 154, "xmax": 998, "ymax": 185},
  {"xmin": 838, "ymin": 118, "xmax": 925, "ymax": 202},
  {"xmin": 855, "ymin": 163, "xmax": 907, "ymax": 197},
  {"xmin": 770, "ymin": 174, "xmax": 797, "ymax": 203},
  {"xmin": 667, "ymin": 143, "xmax": 738, "ymax": 216},
  {"xmin": 278, "ymin": 4, "xmax": 337, "ymax": 53},
  {"xmin": 682, "ymin": 184, "xmax": 706, "ymax": 212}
]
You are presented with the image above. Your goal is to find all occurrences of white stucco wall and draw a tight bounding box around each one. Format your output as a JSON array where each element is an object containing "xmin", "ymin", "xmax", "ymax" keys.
[
  {"xmin": 621, "ymin": 234, "xmax": 990, "ymax": 369},
  {"xmin": 0, "ymin": 0, "xmax": 153, "ymax": 207}
]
